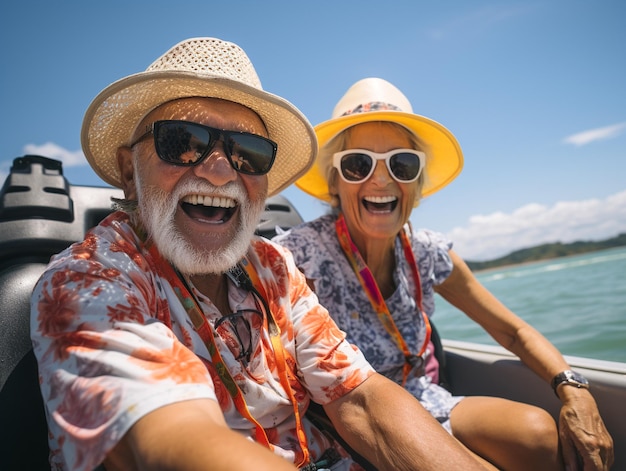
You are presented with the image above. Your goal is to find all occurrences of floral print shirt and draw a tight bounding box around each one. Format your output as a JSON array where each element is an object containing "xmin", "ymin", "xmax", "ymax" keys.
[
  {"xmin": 31, "ymin": 212, "xmax": 374, "ymax": 471},
  {"xmin": 273, "ymin": 215, "xmax": 462, "ymax": 426}
]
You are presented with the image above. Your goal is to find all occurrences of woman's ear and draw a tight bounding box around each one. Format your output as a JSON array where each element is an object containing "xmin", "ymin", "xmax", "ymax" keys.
[
  {"xmin": 327, "ymin": 170, "xmax": 341, "ymax": 208},
  {"xmin": 117, "ymin": 146, "xmax": 137, "ymax": 200},
  {"xmin": 328, "ymin": 169, "xmax": 340, "ymax": 193}
]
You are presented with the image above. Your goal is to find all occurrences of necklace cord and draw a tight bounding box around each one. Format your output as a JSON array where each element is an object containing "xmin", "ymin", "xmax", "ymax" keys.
[{"xmin": 335, "ymin": 214, "xmax": 432, "ymax": 385}]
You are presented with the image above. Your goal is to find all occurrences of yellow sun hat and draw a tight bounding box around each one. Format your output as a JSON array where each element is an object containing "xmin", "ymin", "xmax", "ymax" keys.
[{"xmin": 295, "ymin": 77, "xmax": 463, "ymax": 202}]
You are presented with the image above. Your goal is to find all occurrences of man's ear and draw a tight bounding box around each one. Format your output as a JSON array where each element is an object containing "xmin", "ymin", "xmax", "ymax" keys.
[{"xmin": 117, "ymin": 146, "xmax": 137, "ymax": 200}]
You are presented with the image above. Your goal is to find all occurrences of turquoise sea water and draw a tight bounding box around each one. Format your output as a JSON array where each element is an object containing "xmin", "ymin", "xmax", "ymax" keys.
[{"xmin": 434, "ymin": 246, "xmax": 626, "ymax": 363}]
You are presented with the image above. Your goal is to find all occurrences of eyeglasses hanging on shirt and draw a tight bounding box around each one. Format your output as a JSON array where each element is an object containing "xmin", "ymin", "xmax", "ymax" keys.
[{"xmin": 214, "ymin": 308, "xmax": 264, "ymax": 368}]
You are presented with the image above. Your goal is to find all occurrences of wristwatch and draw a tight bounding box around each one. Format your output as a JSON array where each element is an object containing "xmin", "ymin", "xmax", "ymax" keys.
[{"xmin": 551, "ymin": 370, "xmax": 589, "ymax": 397}]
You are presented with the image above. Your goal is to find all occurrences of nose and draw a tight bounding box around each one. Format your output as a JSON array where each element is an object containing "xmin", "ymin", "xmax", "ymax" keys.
[
  {"xmin": 192, "ymin": 141, "xmax": 238, "ymax": 185},
  {"xmin": 370, "ymin": 161, "xmax": 393, "ymax": 185}
]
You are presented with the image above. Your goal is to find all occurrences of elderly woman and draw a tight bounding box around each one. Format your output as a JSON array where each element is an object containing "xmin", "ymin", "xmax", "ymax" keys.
[{"xmin": 273, "ymin": 78, "xmax": 613, "ymax": 471}]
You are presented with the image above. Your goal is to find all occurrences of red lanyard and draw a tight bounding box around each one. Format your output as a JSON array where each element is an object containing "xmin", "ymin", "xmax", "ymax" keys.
[
  {"xmin": 335, "ymin": 214, "xmax": 432, "ymax": 385},
  {"xmin": 145, "ymin": 242, "xmax": 311, "ymax": 467}
]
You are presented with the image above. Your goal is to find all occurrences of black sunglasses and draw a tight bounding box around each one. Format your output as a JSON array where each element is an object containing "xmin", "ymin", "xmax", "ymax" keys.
[
  {"xmin": 214, "ymin": 309, "xmax": 264, "ymax": 366},
  {"xmin": 131, "ymin": 120, "xmax": 277, "ymax": 175}
]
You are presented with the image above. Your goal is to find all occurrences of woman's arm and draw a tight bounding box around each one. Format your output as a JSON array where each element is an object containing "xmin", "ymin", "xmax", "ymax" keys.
[
  {"xmin": 435, "ymin": 249, "xmax": 613, "ymax": 470},
  {"xmin": 435, "ymin": 250, "xmax": 567, "ymax": 379}
]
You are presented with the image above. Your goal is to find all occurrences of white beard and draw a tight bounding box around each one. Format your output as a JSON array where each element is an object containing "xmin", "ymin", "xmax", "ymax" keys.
[{"xmin": 135, "ymin": 168, "xmax": 266, "ymax": 276}]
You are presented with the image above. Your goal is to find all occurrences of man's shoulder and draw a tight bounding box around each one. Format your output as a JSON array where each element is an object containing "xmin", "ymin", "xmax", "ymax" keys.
[
  {"xmin": 249, "ymin": 236, "xmax": 291, "ymax": 266},
  {"xmin": 48, "ymin": 211, "xmax": 144, "ymax": 268}
]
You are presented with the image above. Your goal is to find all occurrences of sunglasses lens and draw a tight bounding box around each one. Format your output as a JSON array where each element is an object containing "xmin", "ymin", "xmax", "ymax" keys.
[
  {"xmin": 389, "ymin": 152, "xmax": 422, "ymax": 181},
  {"xmin": 340, "ymin": 153, "xmax": 374, "ymax": 182},
  {"xmin": 154, "ymin": 121, "xmax": 276, "ymax": 175},
  {"xmin": 154, "ymin": 122, "xmax": 212, "ymax": 165},
  {"xmin": 227, "ymin": 133, "xmax": 276, "ymax": 175}
]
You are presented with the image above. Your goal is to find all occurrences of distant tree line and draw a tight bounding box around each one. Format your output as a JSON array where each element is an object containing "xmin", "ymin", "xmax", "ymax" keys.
[{"xmin": 465, "ymin": 233, "xmax": 626, "ymax": 272}]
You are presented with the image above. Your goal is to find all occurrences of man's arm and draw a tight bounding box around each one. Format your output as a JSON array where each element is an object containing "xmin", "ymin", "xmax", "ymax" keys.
[
  {"xmin": 104, "ymin": 399, "xmax": 296, "ymax": 471},
  {"xmin": 324, "ymin": 374, "xmax": 486, "ymax": 471}
]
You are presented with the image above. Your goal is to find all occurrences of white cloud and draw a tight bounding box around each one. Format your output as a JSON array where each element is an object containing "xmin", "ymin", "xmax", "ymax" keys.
[
  {"xmin": 449, "ymin": 190, "xmax": 626, "ymax": 261},
  {"xmin": 23, "ymin": 142, "xmax": 86, "ymax": 167},
  {"xmin": 0, "ymin": 142, "xmax": 86, "ymax": 183},
  {"xmin": 563, "ymin": 122, "xmax": 626, "ymax": 146}
]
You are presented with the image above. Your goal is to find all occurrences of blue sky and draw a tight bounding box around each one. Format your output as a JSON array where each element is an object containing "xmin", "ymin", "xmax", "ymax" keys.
[{"xmin": 2, "ymin": 1, "xmax": 625, "ymax": 260}]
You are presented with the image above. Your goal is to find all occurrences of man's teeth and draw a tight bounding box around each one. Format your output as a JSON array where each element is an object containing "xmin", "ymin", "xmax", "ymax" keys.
[
  {"xmin": 363, "ymin": 195, "xmax": 397, "ymax": 204},
  {"xmin": 182, "ymin": 195, "xmax": 236, "ymax": 208}
]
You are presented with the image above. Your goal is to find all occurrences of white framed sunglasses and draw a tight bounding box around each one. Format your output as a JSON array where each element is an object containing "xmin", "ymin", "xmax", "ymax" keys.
[{"xmin": 332, "ymin": 148, "xmax": 426, "ymax": 184}]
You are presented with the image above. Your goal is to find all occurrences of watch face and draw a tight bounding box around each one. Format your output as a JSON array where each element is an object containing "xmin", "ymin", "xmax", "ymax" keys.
[
  {"xmin": 569, "ymin": 371, "xmax": 589, "ymax": 385},
  {"xmin": 553, "ymin": 370, "xmax": 589, "ymax": 392}
]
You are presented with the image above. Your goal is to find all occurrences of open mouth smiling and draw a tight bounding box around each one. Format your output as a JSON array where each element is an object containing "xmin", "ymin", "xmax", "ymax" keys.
[
  {"xmin": 362, "ymin": 195, "xmax": 398, "ymax": 213},
  {"xmin": 181, "ymin": 194, "xmax": 238, "ymax": 223}
]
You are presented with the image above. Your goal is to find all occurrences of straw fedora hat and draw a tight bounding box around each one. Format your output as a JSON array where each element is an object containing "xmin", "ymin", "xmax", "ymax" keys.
[
  {"xmin": 295, "ymin": 77, "xmax": 463, "ymax": 202},
  {"xmin": 81, "ymin": 37, "xmax": 316, "ymax": 196}
]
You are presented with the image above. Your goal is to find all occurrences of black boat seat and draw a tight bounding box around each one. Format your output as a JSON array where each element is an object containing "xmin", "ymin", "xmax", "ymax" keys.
[{"xmin": 0, "ymin": 156, "xmax": 123, "ymax": 470}]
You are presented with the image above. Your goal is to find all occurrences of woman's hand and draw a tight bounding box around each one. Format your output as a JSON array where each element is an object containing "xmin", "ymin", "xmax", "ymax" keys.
[{"xmin": 557, "ymin": 387, "xmax": 614, "ymax": 470}]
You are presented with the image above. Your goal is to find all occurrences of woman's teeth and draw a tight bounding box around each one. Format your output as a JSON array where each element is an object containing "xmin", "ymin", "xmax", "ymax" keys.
[
  {"xmin": 362, "ymin": 195, "xmax": 398, "ymax": 212},
  {"xmin": 363, "ymin": 195, "xmax": 397, "ymax": 204}
]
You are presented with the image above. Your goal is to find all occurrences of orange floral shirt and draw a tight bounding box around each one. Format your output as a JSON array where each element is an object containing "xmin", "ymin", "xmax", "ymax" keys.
[{"xmin": 31, "ymin": 212, "xmax": 374, "ymax": 471}]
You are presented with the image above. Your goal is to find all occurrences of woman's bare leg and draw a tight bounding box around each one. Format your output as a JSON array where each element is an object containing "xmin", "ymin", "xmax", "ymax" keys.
[{"xmin": 450, "ymin": 396, "xmax": 563, "ymax": 471}]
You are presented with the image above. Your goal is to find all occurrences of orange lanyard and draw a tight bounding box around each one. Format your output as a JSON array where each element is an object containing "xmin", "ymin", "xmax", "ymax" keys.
[
  {"xmin": 239, "ymin": 257, "xmax": 311, "ymax": 466},
  {"xmin": 335, "ymin": 214, "xmax": 431, "ymax": 385},
  {"xmin": 145, "ymin": 243, "xmax": 311, "ymax": 467}
]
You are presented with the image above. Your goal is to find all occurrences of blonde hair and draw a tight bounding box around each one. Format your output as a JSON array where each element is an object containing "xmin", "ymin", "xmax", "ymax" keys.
[{"xmin": 318, "ymin": 122, "xmax": 431, "ymax": 210}]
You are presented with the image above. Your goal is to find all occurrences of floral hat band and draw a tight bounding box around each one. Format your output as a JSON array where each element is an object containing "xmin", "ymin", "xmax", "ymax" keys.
[{"xmin": 341, "ymin": 101, "xmax": 403, "ymax": 116}]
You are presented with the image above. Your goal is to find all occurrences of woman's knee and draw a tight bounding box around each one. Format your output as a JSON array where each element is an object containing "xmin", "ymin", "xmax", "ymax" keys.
[
  {"xmin": 450, "ymin": 398, "xmax": 558, "ymax": 450},
  {"xmin": 450, "ymin": 397, "xmax": 561, "ymax": 470},
  {"xmin": 518, "ymin": 406, "xmax": 559, "ymax": 449}
]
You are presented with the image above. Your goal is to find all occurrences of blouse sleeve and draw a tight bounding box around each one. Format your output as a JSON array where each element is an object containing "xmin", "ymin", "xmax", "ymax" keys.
[{"xmin": 414, "ymin": 228, "xmax": 454, "ymax": 286}]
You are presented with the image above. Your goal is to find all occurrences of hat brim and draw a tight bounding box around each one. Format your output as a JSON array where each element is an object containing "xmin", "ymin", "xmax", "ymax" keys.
[
  {"xmin": 296, "ymin": 110, "xmax": 463, "ymax": 201},
  {"xmin": 81, "ymin": 70, "xmax": 316, "ymax": 196}
]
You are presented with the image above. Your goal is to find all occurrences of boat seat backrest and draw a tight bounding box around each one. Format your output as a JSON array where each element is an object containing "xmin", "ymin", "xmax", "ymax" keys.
[{"xmin": 0, "ymin": 262, "xmax": 51, "ymax": 470}]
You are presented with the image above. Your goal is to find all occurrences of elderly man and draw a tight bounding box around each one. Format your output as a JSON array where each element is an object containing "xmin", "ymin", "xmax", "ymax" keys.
[{"xmin": 31, "ymin": 37, "xmax": 486, "ymax": 471}]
